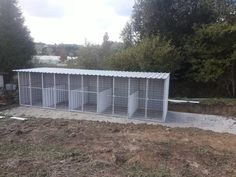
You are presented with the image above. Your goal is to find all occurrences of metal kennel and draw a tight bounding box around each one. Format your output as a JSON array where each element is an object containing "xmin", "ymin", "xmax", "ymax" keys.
[{"xmin": 15, "ymin": 68, "xmax": 170, "ymax": 121}]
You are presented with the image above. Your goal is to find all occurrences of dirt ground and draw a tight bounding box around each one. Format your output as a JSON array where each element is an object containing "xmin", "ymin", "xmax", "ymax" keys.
[{"xmin": 0, "ymin": 117, "xmax": 236, "ymax": 177}]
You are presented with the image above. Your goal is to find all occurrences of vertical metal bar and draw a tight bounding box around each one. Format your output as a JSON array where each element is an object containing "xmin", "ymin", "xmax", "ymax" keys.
[
  {"xmin": 68, "ymin": 74, "xmax": 71, "ymax": 111},
  {"xmin": 81, "ymin": 75, "xmax": 84, "ymax": 112},
  {"xmin": 145, "ymin": 79, "xmax": 149, "ymax": 118},
  {"xmin": 96, "ymin": 76, "xmax": 99, "ymax": 113},
  {"xmin": 128, "ymin": 78, "xmax": 131, "ymax": 118},
  {"xmin": 112, "ymin": 77, "xmax": 115, "ymax": 115},
  {"xmin": 29, "ymin": 72, "xmax": 32, "ymax": 106},
  {"xmin": 41, "ymin": 73, "xmax": 44, "ymax": 107},
  {"xmin": 54, "ymin": 73, "xmax": 56, "ymax": 109},
  {"xmin": 17, "ymin": 72, "xmax": 21, "ymax": 105}
]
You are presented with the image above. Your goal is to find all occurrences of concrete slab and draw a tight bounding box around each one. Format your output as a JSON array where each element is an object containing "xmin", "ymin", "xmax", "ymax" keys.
[{"xmin": 1, "ymin": 106, "xmax": 236, "ymax": 135}]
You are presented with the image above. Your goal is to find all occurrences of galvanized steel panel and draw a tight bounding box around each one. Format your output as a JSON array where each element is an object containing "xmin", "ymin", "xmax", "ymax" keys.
[{"xmin": 14, "ymin": 67, "xmax": 169, "ymax": 79}]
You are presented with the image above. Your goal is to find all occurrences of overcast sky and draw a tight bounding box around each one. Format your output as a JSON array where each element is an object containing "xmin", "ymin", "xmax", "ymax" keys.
[{"xmin": 18, "ymin": 0, "xmax": 134, "ymax": 45}]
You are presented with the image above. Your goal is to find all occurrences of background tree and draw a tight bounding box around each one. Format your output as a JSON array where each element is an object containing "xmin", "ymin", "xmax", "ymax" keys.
[
  {"xmin": 185, "ymin": 23, "xmax": 236, "ymax": 96},
  {"xmin": 0, "ymin": 0, "xmax": 35, "ymax": 73},
  {"xmin": 107, "ymin": 37, "xmax": 181, "ymax": 73},
  {"xmin": 131, "ymin": 0, "xmax": 235, "ymax": 45},
  {"xmin": 120, "ymin": 22, "xmax": 135, "ymax": 48}
]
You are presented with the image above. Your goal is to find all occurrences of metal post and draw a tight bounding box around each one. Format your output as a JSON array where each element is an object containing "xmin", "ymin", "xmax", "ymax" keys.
[
  {"xmin": 54, "ymin": 73, "xmax": 56, "ymax": 109},
  {"xmin": 17, "ymin": 72, "xmax": 21, "ymax": 105},
  {"xmin": 96, "ymin": 76, "xmax": 99, "ymax": 113},
  {"xmin": 68, "ymin": 74, "xmax": 71, "ymax": 111},
  {"xmin": 29, "ymin": 73, "xmax": 32, "ymax": 106},
  {"xmin": 41, "ymin": 73, "xmax": 44, "ymax": 107},
  {"xmin": 145, "ymin": 79, "xmax": 149, "ymax": 118},
  {"xmin": 81, "ymin": 75, "xmax": 84, "ymax": 112},
  {"xmin": 128, "ymin": 78, "xmax": 131, "ymax": 118},
  {"xmin": 112, "ymin": 77, "xmax": 115, "ymax": 115}
]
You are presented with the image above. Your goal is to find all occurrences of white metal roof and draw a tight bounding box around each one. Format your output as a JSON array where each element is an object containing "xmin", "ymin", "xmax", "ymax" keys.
[{"xmin": 14, "ymin": 67, "xmax": 170, "ymax": 79}]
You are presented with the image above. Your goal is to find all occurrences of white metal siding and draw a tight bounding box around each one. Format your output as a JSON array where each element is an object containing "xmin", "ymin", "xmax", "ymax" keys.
[{"xmin": 17, "ymin": 69, "xmax": 170, "ymax": 122}]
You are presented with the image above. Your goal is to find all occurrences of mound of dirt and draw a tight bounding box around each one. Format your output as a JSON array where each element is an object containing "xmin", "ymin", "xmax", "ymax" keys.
[{"xmin": 0, "ymin": 118, "xmax": 236, "ymax": 177}]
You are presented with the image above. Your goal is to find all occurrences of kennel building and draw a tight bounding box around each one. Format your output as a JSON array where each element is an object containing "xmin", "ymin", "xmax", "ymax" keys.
[{"xmin": 14, "ymin": 68, "xmax": 170, "ymax": 121}]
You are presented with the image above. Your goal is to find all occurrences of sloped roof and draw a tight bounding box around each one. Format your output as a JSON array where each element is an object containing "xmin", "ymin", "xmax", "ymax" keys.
[{"xmin": 14, "ymin": 67, "xmax": 170, "ymax": 79}]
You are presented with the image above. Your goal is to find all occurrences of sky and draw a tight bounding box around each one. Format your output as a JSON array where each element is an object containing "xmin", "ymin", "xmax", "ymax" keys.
[{"xmin": 18, "ymin": 0, "xmax": 134, "ymax": 45}]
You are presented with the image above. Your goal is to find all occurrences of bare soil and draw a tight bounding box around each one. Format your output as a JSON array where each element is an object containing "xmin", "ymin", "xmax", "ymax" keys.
[{"xmin": 0, "ymin": 117, "xmax": 236, "ymax": 177}]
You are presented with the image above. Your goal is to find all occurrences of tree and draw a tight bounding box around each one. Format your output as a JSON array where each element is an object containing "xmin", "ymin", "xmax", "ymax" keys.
[
  {"xmin": 185, "ymin": 23, "xmax": 236, "ymax": 97},
  {"xmin": 107, "ymin": 37, "xmax": 181, "ymax": 73},
  {"xmin": 131, "ymin": 0, "xmax": 236, "ymax": 45},
  {"xmin": 58, "ymin": 46, "xmax": 67, "ymax": 63},
  {"xmin": 0, "ymin": 0, "xmax": 35, "ymax": 73},
  {"xmin": 120, "ymin": 22, "xmax": 135, "ymax": 48}
]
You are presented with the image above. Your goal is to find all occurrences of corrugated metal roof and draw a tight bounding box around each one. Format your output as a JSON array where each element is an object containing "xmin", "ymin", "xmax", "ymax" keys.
[{"xmin": 14, "ymin": 67, "xmax": 170, "ymax": 79}]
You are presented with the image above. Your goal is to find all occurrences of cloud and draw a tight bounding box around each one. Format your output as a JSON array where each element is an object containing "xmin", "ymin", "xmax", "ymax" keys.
[
  {"xmin": 18, "ymin": 0, "xmax": 134, "ymax": 44},
  {"xmin": 104, "ymin": 0, "xmax": 134, "ymax": 16},
  {"xmin": 19, "ymin": 0, "xmax": 64, "ymax": 18}
]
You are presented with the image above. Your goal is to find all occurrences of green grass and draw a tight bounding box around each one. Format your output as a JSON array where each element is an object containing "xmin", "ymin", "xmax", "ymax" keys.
[
  {"xmin": 199, "ymin": 98, "xmax": 236, "ymax": 106},
  {"xmin": 0, "ymin": 143, "xmax": 89, "ymax": 161},
  {"xmin": 170, "ymin": 97, "xmax": 236, "ymax": 106},
  {"xmin": 127, "ymin": 165, "xmax": 172, "ymax": 177}
]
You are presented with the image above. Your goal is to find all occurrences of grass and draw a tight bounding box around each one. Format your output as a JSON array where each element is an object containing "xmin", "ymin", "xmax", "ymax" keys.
[
  {"xmin": 199, "ymin": 98, "xmax": 236, "ymax": 106},
  {"xmin": 0, "ymin": 143, "xmax": 89, "ymax": 161},
  {"xmin": 127, "ymin": 165, "xmax": 172, "ymax": 177},
  {"xmin": 170, "ymin": 97, "xmax": 236, "ymax": 106}
]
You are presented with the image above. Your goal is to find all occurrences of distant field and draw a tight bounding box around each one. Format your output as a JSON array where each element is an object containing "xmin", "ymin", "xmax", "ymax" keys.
[{"xmin": 0, "ymin": 117, "xmax": 235, "ymax": 177}]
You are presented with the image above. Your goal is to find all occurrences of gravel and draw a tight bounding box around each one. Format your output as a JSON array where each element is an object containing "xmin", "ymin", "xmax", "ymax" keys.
[{"xmin": 1, "ymin": 106, "xmax": 236, "ymax": 135}]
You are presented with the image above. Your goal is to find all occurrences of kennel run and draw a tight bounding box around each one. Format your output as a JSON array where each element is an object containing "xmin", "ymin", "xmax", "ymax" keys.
[{"xmin": 14, "ymin": 68, "xmax": 170, "ymax": 121}]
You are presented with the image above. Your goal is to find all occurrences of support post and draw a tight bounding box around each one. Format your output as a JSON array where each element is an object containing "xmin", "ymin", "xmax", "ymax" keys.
[
  {"xmin": 112, "ymin": 77, "xmax": 115, "ymax": 115},
  {"xmin": 68, "ymin": 74, "xmax": 71, "ymax": 111},
  {"xmin": 17, "ymin": 72, "xmax": 21, "ymax": 105},
  {"xmin": 41, "ymin": 73, "xmax": 44, "ymax": 107},
  {"xmin": 81, "ymin": 75, "xmax": 84, "ymax": 112},
  {"xmin": 96, "ymin": 76, "xmax": 99, "ymax": 113},
  {"xmin": 29, "ymin": 72, "xmax": 32, "ymax": 105},
  {"xmin": 145, "ymin": 79, "xmax": 149, "ymax": 118},
  {"xmin": 128, "ymin": 78, "xmax": 131, "ymax": 118},
  {"xmin": 53, "ymin": 73, "xmax": 56, "ymax": 109}
]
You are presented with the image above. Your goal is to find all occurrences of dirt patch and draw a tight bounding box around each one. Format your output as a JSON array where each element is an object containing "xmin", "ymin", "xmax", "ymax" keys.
[
  {"xmin": 169, "ymin": 102, "xmax": 236, "ymax": 118},
  {"xmin": 0, "ymin": 117, "xmax": 236, "ymax": 177}
]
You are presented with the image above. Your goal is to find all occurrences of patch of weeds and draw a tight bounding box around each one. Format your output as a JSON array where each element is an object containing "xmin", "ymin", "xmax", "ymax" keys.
[
  {"xmin": 127, "ymin": 165, "xmax": 172, "ymax": 177},
  {"xmin": 195, "ymin": 145, "xmax": 233, "ymax": 166},
  {"xmin": 0, "ymin": 143, "xmax": 89, "ymax": 162},
  {"xmin": 157, "ymin": 141, "xmax": 174, "ymax": 160},
  {"xmin": 180, "ymin": 163, "xmax": 199, "ymax": 177},
  {"xmin": 28, "ymin": 169, "xmax": 48, "ymax": 177},
  {"xmin": 200, "ymin": 98, "xmax": 236, "ymax": 106}
]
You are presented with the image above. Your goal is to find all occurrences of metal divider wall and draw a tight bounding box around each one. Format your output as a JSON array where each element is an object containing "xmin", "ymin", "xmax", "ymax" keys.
[
  {"xmin": 18, "ymin": 71, "xmax": 167, "ymax": 121},
  {"xmin": 31, "ymin": 73, "xmax": 42, "ymax": 106},
  {"xmin": 128, "ymin": 78, "xmax": 146, "ymax": 118},
  {"xmin": 69, "ymin": 75, "xmax": 83, "ymax": 111},
  {"xmin": 147, "ymin": 79, "xmax": 164, "ymax": 120},
  {"xmin": 97, "ymin": 76, "xmax": 113, "ymax": 114},
  {"xmin": 19, "ymin": 72, "xmax": 31, "ymax": 105},
  {"xmin": 55, "ymin": 74, "xmax": 69, "ymax": 110},
  {"xmin": 113, "ymin": 77, "xmax": 129, "ymax": 116},
  {"xmin": 83, "ymin": 75, "xmax": 97, "ymax": 112}
]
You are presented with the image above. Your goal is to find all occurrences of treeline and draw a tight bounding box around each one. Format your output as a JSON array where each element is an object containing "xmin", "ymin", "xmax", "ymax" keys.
[{"xmin": 71, "ymin": 0, "xmax": 236, "ymax": 98}]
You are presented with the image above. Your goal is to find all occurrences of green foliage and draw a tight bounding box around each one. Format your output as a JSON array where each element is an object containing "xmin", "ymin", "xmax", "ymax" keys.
[
  {"xmin": 185, "ymin": 23, "xmax": 236, "ymax": 96},
  {"xmin": 0, "ymin": 0, "xmax": 35, "ymax": 73},
  {"xmin": 107, "ymin": 37, "xmax": 181, "ymax": 73},
  {"xmin": 121, "ymin": 22, "xmax": 135, "ymax": 48},
  {"xmin": 131, "ymin": 0, "xmax": 218, "ymax": 45},
  {"xmin": 67, "ymin": 38, "xmax": 123, "ymax": 69}
]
